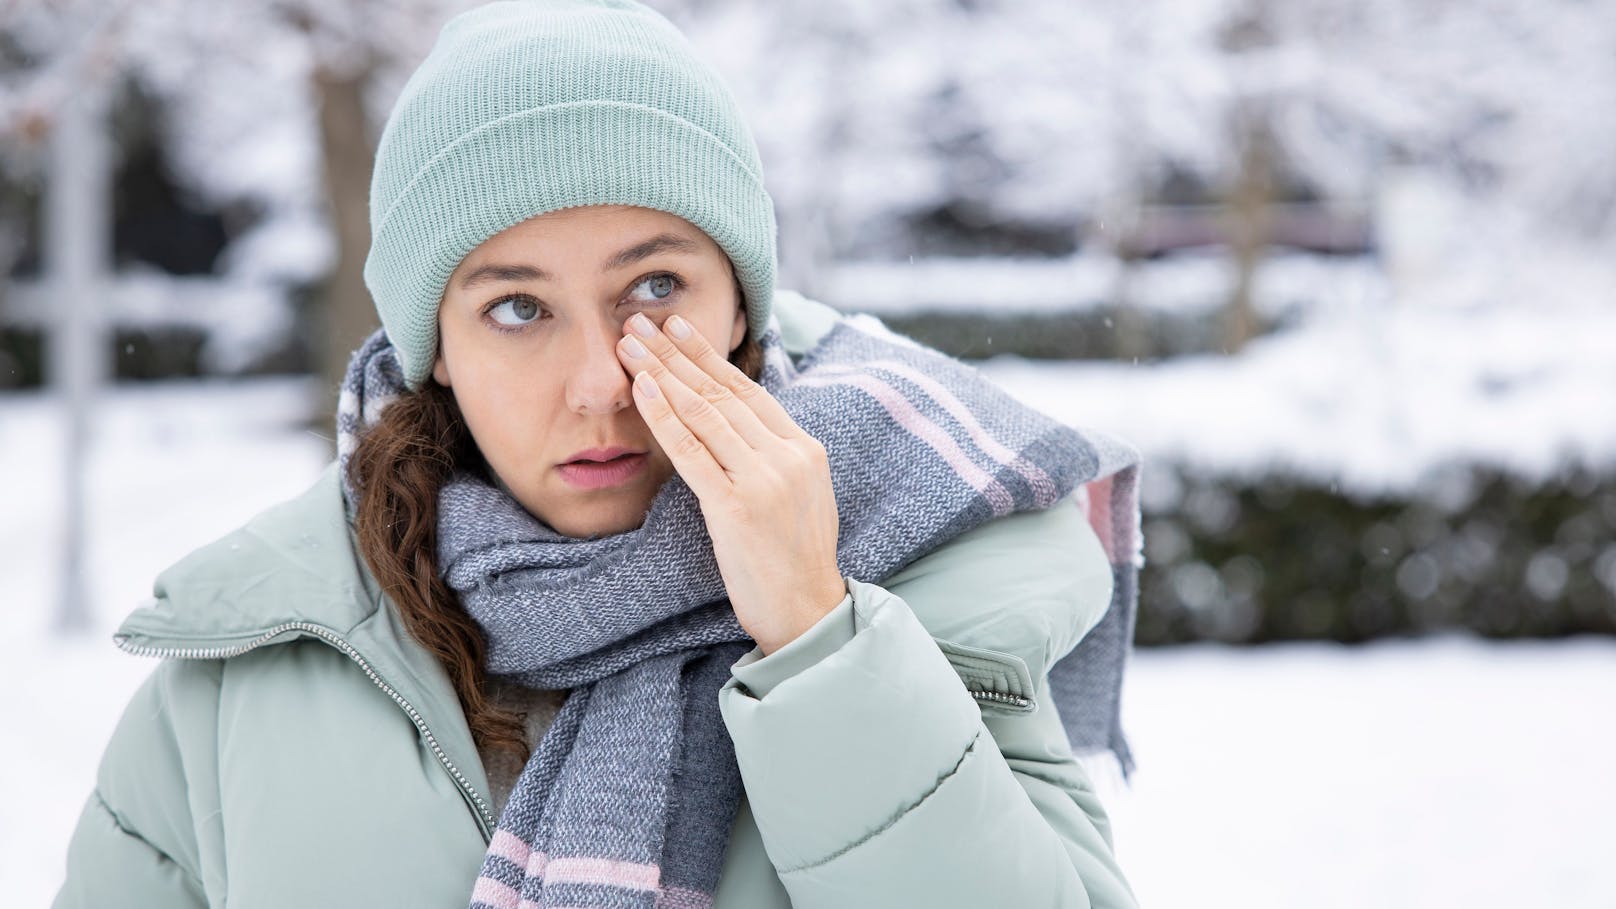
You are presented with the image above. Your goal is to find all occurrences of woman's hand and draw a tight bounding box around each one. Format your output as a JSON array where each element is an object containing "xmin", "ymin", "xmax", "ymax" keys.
[{"xmin": 617, "ymin": 312, "xmax": 846, "ymax": 656}]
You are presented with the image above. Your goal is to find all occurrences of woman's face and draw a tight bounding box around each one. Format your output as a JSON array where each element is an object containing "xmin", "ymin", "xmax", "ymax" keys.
[{"xmin": 434, "ymin": 204, "xmax": 747, "ymax": 538}]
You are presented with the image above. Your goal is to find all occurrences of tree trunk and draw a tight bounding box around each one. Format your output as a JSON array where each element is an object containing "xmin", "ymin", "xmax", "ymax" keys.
[
  {"xmin": 311, "ymin": 62, "xmax": 378, "ymax": 453},
  {"xmin": 1223, "ymin": 107, "xmax": 1274, "ymax": 355}
]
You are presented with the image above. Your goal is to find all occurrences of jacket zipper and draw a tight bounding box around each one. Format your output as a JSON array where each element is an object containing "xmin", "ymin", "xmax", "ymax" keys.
[
  {"xmin": 968, "ymin": 688, "xmax": 1032, "ymax": 709},
  {"xmin": 114, "ymin": 621, "xmax": 496, "ymax": 838}
]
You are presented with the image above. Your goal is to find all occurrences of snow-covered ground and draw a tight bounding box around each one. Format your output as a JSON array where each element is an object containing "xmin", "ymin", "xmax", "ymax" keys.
[
  {"xmin": 2, "ymin": 372, "xmax": 1613, "ymax": 907},
  {"xmin": 1109, "ymin": 636, "xmax": 1616, "ymax": 907}
]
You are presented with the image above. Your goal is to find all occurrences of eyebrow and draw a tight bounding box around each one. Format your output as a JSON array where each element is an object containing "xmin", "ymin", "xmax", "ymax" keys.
[{"xmin": 455, "ymin": 232, "xmax": 703, "ymax": 290}]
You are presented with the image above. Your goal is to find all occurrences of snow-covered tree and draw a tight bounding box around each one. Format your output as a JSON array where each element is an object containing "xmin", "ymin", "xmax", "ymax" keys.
[{"xmin": 6, "ymin": 0, "xmax": 1610, "ymax": 320}]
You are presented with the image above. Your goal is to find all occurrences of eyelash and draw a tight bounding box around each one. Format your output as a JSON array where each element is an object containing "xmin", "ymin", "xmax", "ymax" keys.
[{"xmin": 480, "ymin": 271, "xmax": 687, "ymax": 335}]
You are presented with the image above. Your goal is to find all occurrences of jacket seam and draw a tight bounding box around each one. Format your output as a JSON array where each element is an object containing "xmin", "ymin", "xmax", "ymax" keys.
[
  {"xmin": 776, "ymin": 726, "xmax": 984, "ymax": 876},
  {"xmin": 1005, "ymin": 758, "xmax": 1098, "ymax": 797},
  {"xmin": 91, "ymin": 788, "xmax": 206, "ymax": 889}
]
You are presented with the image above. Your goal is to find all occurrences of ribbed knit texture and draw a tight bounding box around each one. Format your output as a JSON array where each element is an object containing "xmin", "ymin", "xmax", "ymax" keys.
[
  {"xmin": 365, "ymin": 0, "xmax": 778, "ymax": 389},
  {"xmin": 336, "ymin": 309, "xmax": 1143, "ymax": 909}
]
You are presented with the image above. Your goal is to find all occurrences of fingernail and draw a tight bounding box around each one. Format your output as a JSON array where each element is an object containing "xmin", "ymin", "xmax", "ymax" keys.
[
  {"xmin": 634, "ymin": 371, "xmax": 658, "ymax": 398},
  {"xmin": 621, "ymin": 336, "xmax": 648, "ymax": 358},
  {"xmin": 665, "ymin": 315, "xmax": 691, "ymax": 340},
  {"xmin": 630, "ymin": 313, "xmax": 657, "ymax": 338}
]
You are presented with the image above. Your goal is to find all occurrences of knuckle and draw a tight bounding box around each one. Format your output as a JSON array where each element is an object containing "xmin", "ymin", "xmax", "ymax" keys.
[
  {"xmin": 673, "ymin": 432, "xmax": 707, "ymax": 459},
  {"xmin": 653, "ymin": 338, "xmax": 682, "ymax": 362},
  {"xmin": 702, "ymin": 348, "xmax": 739, "ymax": 373},
  {"xmin": 681, "ymin": 395, "xmax": 723, "ymax": 428},
  {"xmin": 794, "ymin": 436, "xmax": 827, "ymax": 462},
  {"xmin": 694, "ymin": 376, "xmax": 732, "ymax": 405}
]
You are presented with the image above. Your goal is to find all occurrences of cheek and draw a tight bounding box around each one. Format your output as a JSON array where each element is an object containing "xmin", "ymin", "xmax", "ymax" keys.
[
  {"xmin": 453, "ymin": 369, "xmax": 560, "ymax": 464},
  {"xmin": 677, "ymin": 302, "xmax": 742, "ymax": 354}
]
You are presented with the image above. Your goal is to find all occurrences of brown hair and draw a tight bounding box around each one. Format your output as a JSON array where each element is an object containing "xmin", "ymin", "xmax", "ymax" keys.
[{"xmin": 346, "ymin": 293, "xmax": 765, "ymax": 764}]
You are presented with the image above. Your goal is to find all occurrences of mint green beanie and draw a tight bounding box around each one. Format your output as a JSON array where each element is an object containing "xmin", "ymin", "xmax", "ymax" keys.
[{"xmin": 364, "ymin": 0, "xmax": 778, "ymax": 390}]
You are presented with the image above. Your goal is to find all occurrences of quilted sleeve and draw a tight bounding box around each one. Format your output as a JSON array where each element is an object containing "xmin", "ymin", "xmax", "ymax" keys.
[
  {"xmin": 718, "ymin": 568, "xmax": 1138, "ymax": 909},
  {"xmin": 54, "ymin": 660, "xmax": 217, "ymax": 908}
]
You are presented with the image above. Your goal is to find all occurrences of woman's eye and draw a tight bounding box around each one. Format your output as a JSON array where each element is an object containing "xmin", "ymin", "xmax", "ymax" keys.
[
  {"xmin": 629, "ymin": 273, "xmax": 682, "ymax": 304},
  {"xmin": 487, "ymin": 296, "xmax": 542, "ymax": 327}
]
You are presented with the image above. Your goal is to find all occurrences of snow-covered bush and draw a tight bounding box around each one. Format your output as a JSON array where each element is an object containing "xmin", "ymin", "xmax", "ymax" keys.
[{"xmin": 1136, "ymin": 463, "xmax": 1616, "ymax": 644}]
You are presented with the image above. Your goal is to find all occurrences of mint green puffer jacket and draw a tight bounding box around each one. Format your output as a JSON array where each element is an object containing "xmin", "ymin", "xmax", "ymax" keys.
[{"xmin": 53, "ymin": 293, "xmax": 1139, "ymax": 909}]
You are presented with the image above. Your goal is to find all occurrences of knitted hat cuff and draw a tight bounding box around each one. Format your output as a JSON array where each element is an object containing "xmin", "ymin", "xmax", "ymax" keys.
[{"xmin": 364, "ymin": 100, "xmax": 777, "ymax": 390}]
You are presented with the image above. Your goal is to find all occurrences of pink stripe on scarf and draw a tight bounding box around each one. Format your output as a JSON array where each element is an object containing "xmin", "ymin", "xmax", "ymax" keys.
[
  {"xmin": 488, "ymin": 829, "xmax": 530, "ymax": 866},
  {"xmin": 1083, "ymin": 475, "xmax": 1117, "ymax": 563},
  {"xmin": 817, "ymin": 360, "xmax": 1059, "ymax": 505},
  {"xmin": 795, "ymin": 373, "xmax": 1014, "ymax": 515},
  {"xmin": 543, "ymin": 855, "xmax": 662, "ymax": 890},
  {"xmin": 470, "ymin": 876, "xmax": 519, "ymax": 909},
  {"xmin": 1080, "ymin": 473, "xmax": 1139, "ymax": 566}
]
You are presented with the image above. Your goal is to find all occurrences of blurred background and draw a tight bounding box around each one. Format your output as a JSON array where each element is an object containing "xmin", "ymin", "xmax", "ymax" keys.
[{"xmin": 2, "ymin": 0, "xmax": 1613, "ymax": 905}]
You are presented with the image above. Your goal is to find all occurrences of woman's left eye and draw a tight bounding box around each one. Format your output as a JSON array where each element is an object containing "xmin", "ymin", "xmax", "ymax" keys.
[{"xmin": 628, "ymin": 273, "xmax": 683, "ymax": 305}]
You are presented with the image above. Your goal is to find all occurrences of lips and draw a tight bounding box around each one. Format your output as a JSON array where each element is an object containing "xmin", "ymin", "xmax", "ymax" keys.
[
  {"xmin": 557, "ymin": 446, "xmax": 649, "ymax": 491},
  {"xmin": 564, "ymin": 446, "xmax": 643, "ymax": 464}
]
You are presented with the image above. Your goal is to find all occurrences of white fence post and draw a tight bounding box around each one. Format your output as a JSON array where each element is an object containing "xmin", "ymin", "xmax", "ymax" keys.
[{"xmin": 46, "ymin": 79, "xmax": 111, "ymax": 634}]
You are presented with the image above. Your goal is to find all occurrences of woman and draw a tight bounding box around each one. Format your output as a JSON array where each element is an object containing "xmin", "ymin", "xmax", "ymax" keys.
[{"xmin": 55, "ymin": 2, "xmax": 1144, "ymax": 907}]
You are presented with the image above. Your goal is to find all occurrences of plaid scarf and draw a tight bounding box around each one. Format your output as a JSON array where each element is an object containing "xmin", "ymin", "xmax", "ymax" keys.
[{"xmin": 336, "ymin": 306, "xmax": 1142, "ymax": 909}]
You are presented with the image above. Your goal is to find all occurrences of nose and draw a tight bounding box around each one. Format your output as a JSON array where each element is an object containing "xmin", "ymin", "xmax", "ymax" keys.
[{"xmin": 563, "ymin": 318, "xmax": 633, "ymax": 415}]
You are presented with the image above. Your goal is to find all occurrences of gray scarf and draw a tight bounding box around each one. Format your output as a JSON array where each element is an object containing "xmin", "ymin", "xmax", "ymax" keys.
[{"xmin": 337, "ymin": 309, "xmax": 1142, "ymax": 909}]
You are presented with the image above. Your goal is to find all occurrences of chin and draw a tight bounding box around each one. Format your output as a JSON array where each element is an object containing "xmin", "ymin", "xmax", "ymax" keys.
[{"xmin": 539, "ymin": 489, "xmax": 657, "ymax": 539}]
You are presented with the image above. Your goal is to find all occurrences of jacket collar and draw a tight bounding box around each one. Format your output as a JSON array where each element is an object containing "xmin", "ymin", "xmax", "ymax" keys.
[
  {"xmin": 115, "ymin": 461, "xmax": 378, "ymax": 646},
  {"xmin": 113, "ymin": 460, "xmax": 496, "ymax": 838}
]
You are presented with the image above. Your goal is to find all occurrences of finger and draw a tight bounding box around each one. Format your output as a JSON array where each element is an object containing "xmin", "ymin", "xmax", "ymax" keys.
[
  {"xmin": 618, "ymin": 330, "xmax": 756, "ymax": 471},
  {"xmin": 619, "ymin": 313, "xmax": 776, "ymax": 448},
  {"xmin": 630, "ymin": 371, "xmax": 730, "ymax": 499},
  {"xmin": 639, "ymin": 312, "xmax": 804, "ymax": 443}
]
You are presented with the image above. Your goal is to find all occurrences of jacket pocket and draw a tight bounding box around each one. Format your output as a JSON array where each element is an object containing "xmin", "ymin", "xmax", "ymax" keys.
[{"xmin": 932, "ymin": 637, "xmax": 1037, "ymax": 715}]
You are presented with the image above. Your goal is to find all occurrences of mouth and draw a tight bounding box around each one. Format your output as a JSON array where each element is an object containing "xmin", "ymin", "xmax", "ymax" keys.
[{"xmin": 556, "ymin": 447, "xmax": 650, "ymax": 490}]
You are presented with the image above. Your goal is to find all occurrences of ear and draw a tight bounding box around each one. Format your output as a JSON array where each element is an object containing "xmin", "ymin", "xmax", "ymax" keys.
[
  {"xmin": 431, "ymin": 349, "xmax": 451, "ymax": 387},
  {"xmin": 728, "ymin": 300, "xmax": 747, "ymax": 354}
]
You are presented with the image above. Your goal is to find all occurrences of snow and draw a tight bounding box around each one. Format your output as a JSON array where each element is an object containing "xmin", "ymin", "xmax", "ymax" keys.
[
  {"xmin": 5, "ymin": 272, "xmax": 299, "ymax": 374},
  {"xmin": 0, "ymin": 378, "xmax": 329, "ymax": 903},
  {"xmin": 2, "ymin": 378, "xmax": 1613, "ymax": 906},
  {"xmin": 815, "ymin": 239, "xmax": 1616, "ymax": 501},
  {"xmin": 4, "ymin": 3, "xmax": 1610, "ymax": 895},
  {"xmin": 967, "ymin": 268, "xmax": 1616, "ymax": 500},
  {"xmin": 7, "ymin": 0, "xmax": 1613, "ymax": 298},
  {"xmin": 0, "ymin": 379, "xmax": 329, "ymax": 643},
  {"xmin": 1108, "ymin": 634, "xmax": 1616, "ymax": 908},
  {"xmin": 822, "ymin": 248, "xmax": 1377, "ymax": 318}
]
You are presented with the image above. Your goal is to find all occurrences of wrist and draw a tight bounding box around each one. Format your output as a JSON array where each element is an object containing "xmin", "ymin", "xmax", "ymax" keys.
[{"xmin": 756, "ymin": 573, "xmax": 849, "ymax": 657}]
